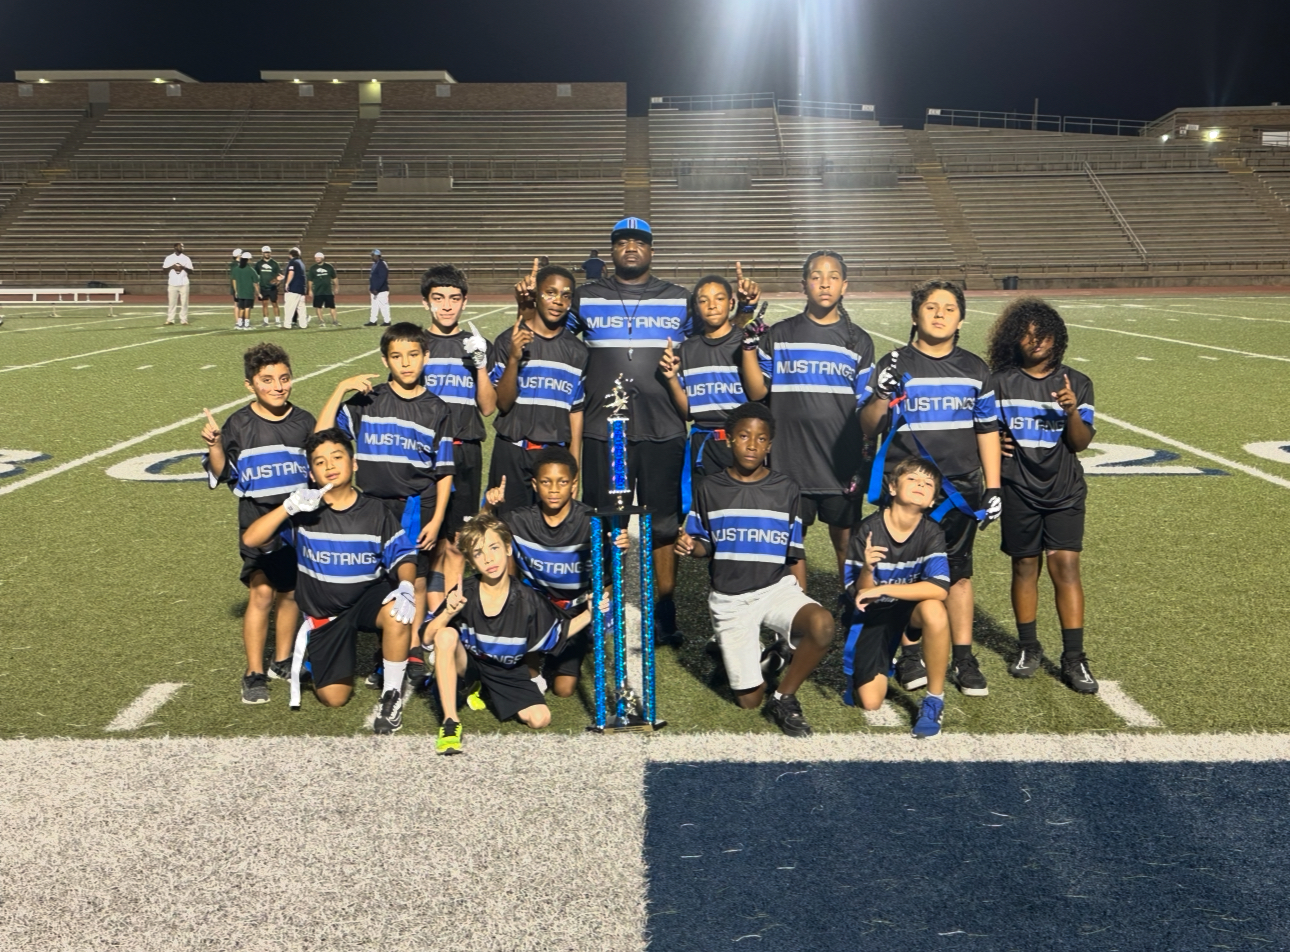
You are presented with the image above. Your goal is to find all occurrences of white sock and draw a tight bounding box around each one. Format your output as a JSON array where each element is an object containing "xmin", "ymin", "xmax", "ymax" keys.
[
  {"xmin": 928, "ymin": 691, "xmax": 945, "ymax": 700},
  {"xmin": 773, "ymin": 689, "xmax": 786, "ymax": 700},
  {"xmin": 383, "ymin": 659, "xmax": 407, "ymax": 695}
]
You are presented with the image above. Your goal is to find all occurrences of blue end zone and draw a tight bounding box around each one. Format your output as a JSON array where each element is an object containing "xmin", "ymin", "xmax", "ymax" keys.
[{"xmin": 644, "ymin": 761, "xmax": 1290, "ymax": 950}]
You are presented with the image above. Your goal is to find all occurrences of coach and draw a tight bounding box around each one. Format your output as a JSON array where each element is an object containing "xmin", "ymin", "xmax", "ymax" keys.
[{"xmin": 569, "ymin": 217, "xmax": 692, "ymax": 645}]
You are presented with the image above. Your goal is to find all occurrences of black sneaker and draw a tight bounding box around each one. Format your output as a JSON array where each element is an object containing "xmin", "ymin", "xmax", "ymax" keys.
[
  {"xmin": 951, "ymin": 652, "xmax": 989, "ymax": 696},
  {"xmin": 895, "ymin": 647, "xmax": 928, "ymax": 691},
  {"xmin": 363, "ymin": 648, "xmax": 384, "ymax": 689},
  {"xmin": 760, "ymin": 639, "xmax": 792, "ymax": 679},
  {"xmin": 764, "ymin": 692, "xmax": 813, "ymax": 737},
  {"xmin": 1061, "ymin": 653, "xmax": 1099, "ymax": 695},
  {"xmin": 373, "ymin": 689, "xmax": 404, "ymax": 734},
  {"xmin": 241, "ymin": 672, "xmax": 270, "ymax": 704},
  {"xmin": 267, "ymin": 658, "xmax": 292, "ymax": 681},
  {"xmin": 1008, "ymin": 646, "xmax": 1044, "ymax": 679}
]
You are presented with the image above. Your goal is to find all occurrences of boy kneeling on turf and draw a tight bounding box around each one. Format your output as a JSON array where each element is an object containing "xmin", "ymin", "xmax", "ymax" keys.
[
  {"xmin": 424, "ymin": 511, "xmax": 592, "ymax": 754},
  {"xmin": 843, "ymin": 458, "xmax": 952, "ymax": 737},
  {"xmin": 675, "ymin": 403, "xmax": 835, "ymax": 737},
  {"xmin": 241, "ymin": 428, "xmax": 418, "ymax": 735}
]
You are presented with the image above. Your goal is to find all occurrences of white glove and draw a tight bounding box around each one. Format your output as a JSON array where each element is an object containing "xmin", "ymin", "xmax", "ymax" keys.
[
  {"xmin": 874, "ymin": 360, "xmax": 901, "ymax": 401},
  {"xmin": 283, "ymin": 483, "xmax": 332, "ymax": 516},
  {"xmin": 383, "ymin": 580, "xmax": 417, "ymax": 625},
  {"xmin": 463, "ymin": 321, "xmax": 489, "ymax": 370}
]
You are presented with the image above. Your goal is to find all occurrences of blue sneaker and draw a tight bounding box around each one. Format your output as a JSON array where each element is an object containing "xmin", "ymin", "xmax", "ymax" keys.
[{"xmin": 912, "ymin": 695, "xmax": 944, "ymax": 738}]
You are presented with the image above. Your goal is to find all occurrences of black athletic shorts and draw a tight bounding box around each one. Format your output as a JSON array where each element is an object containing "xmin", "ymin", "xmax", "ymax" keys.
[
  {"xmin": 443, "ymin": 440, "xmax": 483, "ymax": 538},
  {"xmin": 582, "ymin": 436, "xmax": 685, "ymax": 549},
  {"xmin": 936, "ymin": 471, "xmax": 984, "ymax": 583},
  {"xmin": 842, "ymin": 602, "xmax": 916, "ymax": 692},
  {"xmin": 239, "ymin": 543, "xmax": 297, "ymax": 592},
  {"xmin": 1000, "ymin": 485, "xmax": 1085, "ymax": 558},
  {"xmin": 236, "ymin": 297, "xmax": 254, "ymax": 309},
  {"xmin": 487, "ymin": 438, "xmax": 553, "ymax": 515},
  {"xmin": 799, "ymin": 492, "xmax": 862, "ymax": 529},
  {"xmin": 313, "ymin": 294, "xmax": 335, "ymax": 309},
  {"xmin": 467, "ymin": 655, "xmax": 545, "ymax": 722},
  {"xmin": 260, "ymin": 285, "xmax": 278, "ymax": 302},
  {"xmin": 378, "ymin": 495, "xmax": 436, "ymax": 578},
  {"xmin": 307, "ymin": 579, "xmax": 393, "ymax": 690}
]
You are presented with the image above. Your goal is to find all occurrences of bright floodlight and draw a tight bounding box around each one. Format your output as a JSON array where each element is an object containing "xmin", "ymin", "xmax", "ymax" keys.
[{"xmin": 1207, "ymin": 129, "xmax": 1221, "ymax": 140}]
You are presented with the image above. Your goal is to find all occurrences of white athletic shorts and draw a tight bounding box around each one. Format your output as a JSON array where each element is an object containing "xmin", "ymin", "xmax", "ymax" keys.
[{"xmin": 708, "ymin": 575, "xmax": 818, "ymax": 691}]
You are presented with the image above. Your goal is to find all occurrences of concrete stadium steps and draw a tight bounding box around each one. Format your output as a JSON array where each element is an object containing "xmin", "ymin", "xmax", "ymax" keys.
[
  {"xmin": 949, "ymin": 172, "xmax": 1141, "ymax": 269},
  {"xmin": 364, "ymin": 110, "xmax": 626, "ymax": 161},
  {"xmin": 648, "ymin": 109, "xmax": 780, "ymax": 159},
  {"xmin": 0, "ymin": 184, "xmax": 21, "ymax": 215},
  {"xmin": 0, "ymin": 109, "xmax": 85, "ymax": 164},
  {"xmin": 0, "ymin": 180, "xmax": 326, "ymax": 274},
  {"xmin": 70, "ymin": 110, "xmax": 357, "ymax": 163},
  {"xmin": 1252, "ymin": 170, "xmax": 1290, "ymax": 209},
  {"xmin": 777, "ymin": 118, "xmax": 912, "ymax": 158}
]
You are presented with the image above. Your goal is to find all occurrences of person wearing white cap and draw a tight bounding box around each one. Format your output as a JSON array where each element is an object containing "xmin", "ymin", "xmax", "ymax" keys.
[
  {"xmin": 256, "ymin": 246, "xmax": 282, "ymax": 327},
  {"xmin": 281, "ymin": 247, "xmax": 310, "ymax": 329},
  {"xmin": 162, "ymin": 241, "xmax": 193, "ymax": 325},
  {"xmin": 309, "ymin": 252, "xmax": 340, "ymax": 327},
  {"xmin": 228, "ymin": 249, "xmax": 244, "ymax": 328},
  {"xmin": 366, "ymin": 249, "xmax": 391, "ymax": 326}
]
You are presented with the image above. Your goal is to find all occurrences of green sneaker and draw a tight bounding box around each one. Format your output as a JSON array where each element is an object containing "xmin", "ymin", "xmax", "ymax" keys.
[
  {"xmin": 436, "ymin": 718, "xmax": 463, "ymax": 756},
  {"xmin": 465, "ymin": 681, "xmax": 487, "ymax": 712}
]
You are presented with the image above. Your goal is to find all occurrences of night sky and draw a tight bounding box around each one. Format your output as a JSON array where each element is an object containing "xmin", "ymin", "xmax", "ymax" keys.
[{"xmin": 2, "ymin": 0, "xmax": 1288, "ymax": 122}]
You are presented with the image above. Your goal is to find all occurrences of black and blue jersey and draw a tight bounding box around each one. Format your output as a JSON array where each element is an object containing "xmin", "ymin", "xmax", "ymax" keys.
[
  {"xmin": 756, "ymin": 312, "xmax": 875, "ymax": 494},
  {"xmin": 505, "ymin": 501, "xmax": 596, "ymax": 611},
  {"xmin": 571, "ymin": 275, "xmax": 694, "ymax": 443},
  {"xmin": 285, "ymin": 493, "xmax": 416, "ymax": 619},
  {"xmin": 678, "ymin": 328, "xmax": 745, "ymax": 429},
  {"xmin": 423, "ymin": 329, "xmax": 487, "ymax": 443},
  {"xmin": 452, "ymin": 575, "xmax": 568, "ymax": 668},
  {"xmin": 844, "ymin": 510, "xmax": 951, "ymax": 608},
  {"xmin": 869, "ymin": 345, "xmax": 998, "ymax": 481},
  {"xmin": 992, "ymin": 364, "xmax": 1094, "ymax": 510},
  {"xmin": 685, "ymin": 468, "xmax": 806, "ymax": 596},
  {"xmin": 489, "ymin": 324, "xmax": 589, "ymax": 445},
  {"xmin": 337, "ymin": 383, "xmax": 456, "ymax": 503}
]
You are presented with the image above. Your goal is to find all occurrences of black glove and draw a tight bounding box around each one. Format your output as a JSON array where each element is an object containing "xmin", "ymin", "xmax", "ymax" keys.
[
  {"xmin": 978, "ymin": 488, "xmax": 1003, "ymax": 530},
  {"xmin": 741, "ymin": 301, "xmax": 770, "ymax": 351}
]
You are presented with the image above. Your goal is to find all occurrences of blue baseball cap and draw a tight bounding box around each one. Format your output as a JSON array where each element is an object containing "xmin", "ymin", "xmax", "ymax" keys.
[
  {"xmin": 611, "ymin": 217, "xmax": 652, "ymax": 244},
  {"xmin": 371, "ymin": 249, "xmax": 382, "ymax": 256}
]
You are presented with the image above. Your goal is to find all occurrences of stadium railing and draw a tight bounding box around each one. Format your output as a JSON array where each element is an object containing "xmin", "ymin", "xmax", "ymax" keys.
[
  {"xmin": 926, "ymin": 108, "xmax": 1149, "ymax": 137},
  {"xmin": 362, "ymin": 155, "xmax": 622, "ymax": 181},
  {"xmin": 64, "ymin": 160, "xmax": 336, "ymax": 182}
]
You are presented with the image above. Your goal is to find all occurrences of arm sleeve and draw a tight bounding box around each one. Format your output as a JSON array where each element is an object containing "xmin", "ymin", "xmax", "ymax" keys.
[
  {"xmin": 571, "ymin": 354, "xmax": 587, "ymax": 411},
  {"xmin": 568, "ymin": 291, "xmax": 587, "ymax": 336},
  {"xmin": 527, "ymin": 593, "xmax": 569, "ymax": 655},
  {"xmin": 684, "ymin": 489, "xmax": 711, "ymax": 548},
  {"xmin": 786, "ymin": 492, "xmax": 806, "ymax": 563},
  {"xmin": 841, "ymin": 529, "xmax": 866, "ymax": 594},
  {"xmin": 853, "ymin": 333, "xmax": 875, "ymax": 408},
  {"xmin": 757, "ymin": 333, "xmax": 774, "ymax": 383},
  {"xmin": 380, "ymin": 509, "xmax": 417, "ymax": 573},
  {"xmin": 204, "ymin": 413, "xmax": 240, "ymax": 490},
  {"xmin": 973, "ymin": 371, "xmax": 999, "ymax": 433},
  {"xmin": 336, "ymin": 398, "xmax": 360, "ymax": 440},
  {"xmin": 920, "ymin": 525, "xmax": 952, "ymax": 591},
  {"xmin": 1077, "ymin": 373, "xmax": 1095, "ymax": 430},
  {"xmin": 488, "ymin": 330, "xmax": 510, "ymax": 386},
  {"xmin": 433, "ymin": 407, "xmax": 456, "ymax": 476}
]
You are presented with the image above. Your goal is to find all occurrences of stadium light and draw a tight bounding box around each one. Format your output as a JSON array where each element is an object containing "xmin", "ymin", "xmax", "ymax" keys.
[
  {"xmin": 1206, "ymin": 128, "xmax": 1221, "ymax": 141},
  {"xmin": 1160, "ymin": 134, "xmax": 1169, "ymax": 142},
  {"xmin": 331, "ymin": 79, "xmax": 341, "ymax": 84},
  {"xmin": 37, "ymin": 78, "xmax": 49, "ymax": 84},
  {"xmin": 292, "ymin": 78, "xmax": 301, "ymax": 84},
  {"xmin": 153, "ymin": 77, "xmax": 164, "ymax": 83}
]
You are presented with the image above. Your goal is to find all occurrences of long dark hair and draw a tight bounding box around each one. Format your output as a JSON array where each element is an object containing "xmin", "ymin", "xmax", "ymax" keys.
[{"xmin": 986, "ymin": 296, "xmax": 1068, "ymax": 373}]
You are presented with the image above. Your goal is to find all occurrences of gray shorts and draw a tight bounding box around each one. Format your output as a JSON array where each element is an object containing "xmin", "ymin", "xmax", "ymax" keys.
[{"xmin": 708, "ymin": 575, "xmax": 818, "ymax": 691}]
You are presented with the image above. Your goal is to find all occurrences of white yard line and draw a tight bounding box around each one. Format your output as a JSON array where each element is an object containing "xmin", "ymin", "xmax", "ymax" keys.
[
  {"xmin": 6, "ymin": 314, "xmax": 162, "ymax": 333},
  {"xmin": 1123, "ymin": 302, "xmax": 1290, "ymax": 325},
  {"xmin": 1096, "ymin": 681, "xmax": 1163, "ymax": 728},
  {"xmin": 0, "ymin": 347, "xmax": 380, "ymax": 497},
  {"xmin": 1097, "ymin": 412, "xmax": 1290, "ymax": 490},
  {"xmin": 862, "ymin": 701, "xmax": 905, "ymax": 728},
  {"xmin": 1066, "ymin": 323, "xmax": 1290, "ymax": 362},
  {"xmin": 0, "ymin": 331, "xmax": 220, "ymax": 373},
  {"xmin": 104, "ymin": 683, "xmax": 188, "ymax": 732}
]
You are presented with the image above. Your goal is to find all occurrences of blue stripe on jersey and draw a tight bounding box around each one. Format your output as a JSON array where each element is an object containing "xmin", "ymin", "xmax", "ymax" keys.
[
  {"xmin": 459, "ymin": 619, "xmax": 561, "ymax": 665},
  {"xmin": 351, "ymin": 415, "xmax": 446, "ymax": 470},
  {"xmin": 680, "ymin": 366, "xmax": 745, "ymax": 415},
  {"xmin": 229, "ymin": 444, "xmax": 310, "ymax": 498},
  {"xmin": 766, "ymin": 343, "xmax": 871, "ymax": 406},
  {"xmin": 296, "ymin": 529, "xmax": 387, "ymax": 585},
  {"xmin": 900, "ymin": 376, "xmax": 999, "ymax": 431},
  {"xmin": 424, "ymin": 359, "xmax": 477, "ymax": 407},
  {"xmin": 575, "ymin": 298, "xmax": 689, "ymax": 348},
  {"xmin": 998, "ymin": 398, "xmax": 1093, "ymax": 449},
  {"xmin": 705, "ymin": 507, "xmax": 800, "ymax": 564},
  {"xmin": 512, "ymin": 536, "xmax": 590, "ymax": 598},
  {"xmin": 844, "ymin": 553, "xmax": 952, "ymax": 604},
  {"xmin": 513, "ymin": 360, "xmax": 585, "ymax": 411}
]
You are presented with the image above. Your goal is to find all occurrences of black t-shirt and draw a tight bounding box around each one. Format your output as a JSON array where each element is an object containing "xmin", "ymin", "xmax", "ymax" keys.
[
  {"xmin": 449, "ymin": 575, "xmax": 568, "ymax": 668},
  {"xmin": 992, "ymin": 364, "xmax": 1094, "ymax": 510},
  {"xmin": 337, "ymin": 384, "xmax": 456, "ymax": 502},
  {"xmin": 506, "ymin": 501, "xmax": 596, "ymax": 610},
  {"xmin": 489, "ymin": 325, "xmax": 589, "ymax": 444},
  {"xmin": 757, "ymin": 312, "xmax": 875, "ymax": 494},
  {"xmin": 423, "ymin": 330, "xmax": 487, "ymax": 443},
  {"xmin": 870, "ymin": 344, "xmax": 998, "ymax": 481},
  {"xmin": 845, "ymin": 510, "xmax": 951, "ymax": 608},
  {"xmin": 570, "ymin": 274, "xmax": 695, "ymax": 443},
  {"xmin": 286, "ymin": 493, "xmax": 416, "ymax": 619},
  {"xmin": 684, "ymin": 468, "xmax": 806, "ymax": 596},
  {"xmin": 678, "ymin": 328, "xmax": 746, "ymax": 429},
  {"xmin": 582, "ymin": 257, "xmax": 605, "ymax": 280}
]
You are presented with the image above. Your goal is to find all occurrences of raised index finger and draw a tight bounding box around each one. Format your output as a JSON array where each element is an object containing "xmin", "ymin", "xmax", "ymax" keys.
[
  {"xmin": 203, "ymin": 408, "xmax": 217, "ymax": 428},
  {"xmin": 1064, "ymin": 373, "xmax": 1071, "ymax": 390},
  {"xmin": 735, "ymin": 260, "xmax": 743, "ymax": 282},
  {"xmin": 531, "ymin": 257, "xmax": 540, "ymax": 278},
  {"xmin": 866, "ymin": 532, "xmax": 873, "ymax": 546}
]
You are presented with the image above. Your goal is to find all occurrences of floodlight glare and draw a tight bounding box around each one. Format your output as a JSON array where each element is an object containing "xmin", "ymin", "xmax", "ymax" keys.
[
  {"xmin": 1161, "ymin": 134, "xmax": 1169, "ymax": 142},
  {"xmin": 1206, "ymin": 128, "xmax": 1221, "ymax": 140}
]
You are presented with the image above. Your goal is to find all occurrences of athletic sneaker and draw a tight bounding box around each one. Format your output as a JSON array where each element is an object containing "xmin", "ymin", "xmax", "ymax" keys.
[
  {"xmin": 912, "ymin": 695, "xmax": 945, "ymax": 738},
  {"xmin": 760, "ymin": 639, "xmax": 792, "ymax": 679},
  {"xmin": 267, "ymin": 658, "xmax": 292, "ymax": 681},
  {"xmin": 1061, "ymin": 653, "xmax": 1099, "ymax": 695},
  {"xmin": 1009, "ymin": 646, "xmax": 1044, "ymax": 679},
  {"xmin": 764, "ymin": 692, "xmax": 813, "ymax": 737},
  {"xmin": 951, "ymin": 652, "xmax": 989, "ymax": 696},
  {"xmin": 895, "ymin": 647, "xmax": 928, "ymax": 691},
  {"xmin": 373, "ymin": 689, "xmax": 404, "ymax": 734},
  {"xmin": 241, "ymin": 672, "xmax": 270, "ymax": 704},
  {"xmin": 437, "ymin": 718, "xmax": 463, "ymax": 755},
  {"xmin": 464, "ymin": 681, "xmax": 487, "ymax": 712},
  {"xmin": 262, "ymin": 319, "xmax": 270, "ymax": 327}
]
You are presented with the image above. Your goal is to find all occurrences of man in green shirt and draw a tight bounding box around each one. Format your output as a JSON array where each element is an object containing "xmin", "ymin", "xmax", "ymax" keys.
[
  {"xmin": 256, "ymin": 246, "xmax": 282, "ymax": 327},
  {"xmin": 228, "ymin": 248, "xmax": 242, "ymax": 328},
  {"xmin": 231, "ymin": 251, "xmax": 261, "ymax": 330},
  {"xmin": 309, "ymin": 251, "xmax": 340, "ymax": 327}
]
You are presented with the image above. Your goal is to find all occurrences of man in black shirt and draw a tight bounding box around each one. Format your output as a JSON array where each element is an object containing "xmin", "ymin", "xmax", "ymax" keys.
[{"xmin": 581, "ymin": 250, "xmax": 605, "ymax": 281}]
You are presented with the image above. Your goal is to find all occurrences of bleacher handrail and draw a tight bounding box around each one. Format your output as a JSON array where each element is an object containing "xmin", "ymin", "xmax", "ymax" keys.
[
  {"xmin": 0, "ymin": 161, "xmax": 42, "ymax": 182},
  {"xmin": 649, "ymin": 93, "xmax": 777, "ymax": 113},
  {"xmin": 650, "ymin": 154, "xmax": 915, "ymax": 178},
  {"xmin": 938, "ymin": 149, "xmax": 1217, "ymax": 173},
  {"xmin": 365, "ymin": 155, "xmax": 623, "ymax": 181},
  {"xmin": 927, "ymin": 108, "xmax": 1148, "ymax": 137},
  {"xmin": 63, "ymin": 159, "xmax": 336, "ymax": 181},
  {"xmin": 778, "ymin": 100, "xmax": 876, "ymax": 121}
]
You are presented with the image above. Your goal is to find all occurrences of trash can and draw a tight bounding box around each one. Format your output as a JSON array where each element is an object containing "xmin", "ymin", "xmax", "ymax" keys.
[{"xmin": 1002, "ymin": 275, "xmax": 1019, "ymax": 291}]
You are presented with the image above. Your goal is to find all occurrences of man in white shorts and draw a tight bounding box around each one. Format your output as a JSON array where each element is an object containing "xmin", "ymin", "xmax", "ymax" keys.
[
  {"xmin": 163, "ymin": 241, "xmax": 193, "ymax": 325},
  {"xmin": 675, "ymin": 402, "xmax": 836, "ymax": 737}
]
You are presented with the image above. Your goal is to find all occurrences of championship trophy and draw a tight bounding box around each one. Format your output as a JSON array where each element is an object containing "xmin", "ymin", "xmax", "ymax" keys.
[{"xmin": 588, "ymin": 375, "xmax": 665, "ymax": 733}]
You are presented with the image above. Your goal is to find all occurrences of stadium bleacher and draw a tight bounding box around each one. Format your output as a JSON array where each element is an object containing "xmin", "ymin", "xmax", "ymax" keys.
[
  {"xmin": 364, "ymin": 109, "xmax": 625, "ymax": 162},
  {"xmin": 0, "ymin": 109, "xmax": 84, "ymax": 164}
]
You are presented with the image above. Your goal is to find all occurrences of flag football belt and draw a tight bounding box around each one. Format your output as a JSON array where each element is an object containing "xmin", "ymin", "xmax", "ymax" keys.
[
  {"xmin": 680, "ymin": 426, "xmax": 727, "ymax": 515},
  {"xmin": 866, "ymin": 375, "xmax": 986, "ymax": 524},
  {"xmin": 290, "ymin": 613, "xmax": 336, "ymax": 709},
  {"xmin": 509, "ymin": 438, "xmax": 566, "ymax": 450}
]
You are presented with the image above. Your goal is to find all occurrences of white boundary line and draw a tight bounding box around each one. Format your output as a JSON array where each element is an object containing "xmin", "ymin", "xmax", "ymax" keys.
[
  {"xmin": 7, "ymin": 314, "xmax": 162, "ymax": 334},
  {"xmin": 0, "ymin": 331, "xmax": 221, "ymax": 373},
  {"xmin": 1096, "ymin": 412, "xmax": 1290, "ymax": 490},
  {"xmin": 1097, "ymin": 681, "xmax": 1162, "ymax": 728},
  {"xmin": 104, "ymin": 683, "xmax": 187, "ymax": 732},
  {"xmin": 1066, "ymin": 323, "xmax": 1290, "ymax": 362},
  {"xmin": 0, "ymin": 347, "xmax": 380, "ymax": 497}
]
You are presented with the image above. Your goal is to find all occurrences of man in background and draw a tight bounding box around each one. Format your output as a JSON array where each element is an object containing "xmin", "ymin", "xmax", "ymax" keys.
[
  {"xmin": 163, "ymin": 241, "xmax": 193, "ymax": 326},
  {"xmin": 581, "ymin": 250, "xmax": 605, "ymax": 281},
  {"xmin": 367, "ymin": 250, "xmax": 391, "ymax": 327},
  {"xmin": 256, "ymin": 246, "xmax": 282, "ymax": 327}
]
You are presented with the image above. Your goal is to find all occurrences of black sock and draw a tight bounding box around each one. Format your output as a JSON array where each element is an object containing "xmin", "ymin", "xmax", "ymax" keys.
[
  {"xmin": 952, "ymin": 644, "xmax": 973, "ymax": 662},
  {"xmin": 1016, "ymin": 620, "xmax": 1041, "ymax": 650},
  {"xmin": 903, "ymin": 628, "xmax": 923, "ymax": 655},
  {"xmin": 1061, "ymin": 628, "xmax": 1085, "ymax": 657},
  {"xmin": 655, "ymin": 596, "xmax": 677, "ymax": 633}
]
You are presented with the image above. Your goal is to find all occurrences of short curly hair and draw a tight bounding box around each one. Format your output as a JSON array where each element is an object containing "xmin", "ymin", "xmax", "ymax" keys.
[{"xmin": 986, "ymin": 296, "xmax": 1068, "ymax": 374}]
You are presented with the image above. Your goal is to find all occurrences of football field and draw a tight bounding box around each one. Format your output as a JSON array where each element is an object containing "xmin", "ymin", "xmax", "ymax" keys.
[{"xmin": 2, "ymin": 291, "xmax": 1290, "ymax": 739}]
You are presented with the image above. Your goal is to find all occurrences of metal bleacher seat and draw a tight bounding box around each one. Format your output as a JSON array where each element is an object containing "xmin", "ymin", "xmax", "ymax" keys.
[{"xmin": 0, "ymin": 110, "xmax": 84, "ymax": 165}]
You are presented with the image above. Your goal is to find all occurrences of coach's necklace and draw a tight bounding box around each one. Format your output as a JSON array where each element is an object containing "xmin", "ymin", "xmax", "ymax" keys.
[{"xmin": 613, "ymin": 280, "xmax": 645, "ymax": 361}]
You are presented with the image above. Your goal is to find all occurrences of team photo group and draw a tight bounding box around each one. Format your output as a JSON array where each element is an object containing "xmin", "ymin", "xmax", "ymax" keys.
[{"xmin": 197, "ymin": 215, "xmax": 1098, "ymax": 753}]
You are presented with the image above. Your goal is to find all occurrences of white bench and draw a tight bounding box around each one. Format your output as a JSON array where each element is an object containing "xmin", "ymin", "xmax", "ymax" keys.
[{"xmin": 0, "ymin": 287, "xmax": 125, "ymax": 304}]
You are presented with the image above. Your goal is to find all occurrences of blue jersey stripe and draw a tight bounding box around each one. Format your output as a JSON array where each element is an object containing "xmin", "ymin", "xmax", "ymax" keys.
[{"xmin": 229, "ymin": 444, "xmax": 310, "ymax": 498}]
